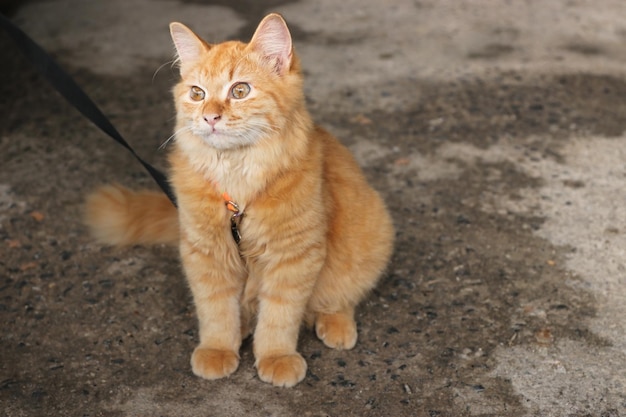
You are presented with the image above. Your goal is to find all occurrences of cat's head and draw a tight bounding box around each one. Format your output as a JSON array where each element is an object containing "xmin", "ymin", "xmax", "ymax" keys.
[{"xmin": 170, "ymin": 14, "xmax": 304, "ymax": 151}]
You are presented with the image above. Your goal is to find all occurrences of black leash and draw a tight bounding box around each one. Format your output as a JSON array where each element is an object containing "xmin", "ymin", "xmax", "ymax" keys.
[{"xmin": 0, "ymin": 13, "xmax": 177, "ymax": 206}]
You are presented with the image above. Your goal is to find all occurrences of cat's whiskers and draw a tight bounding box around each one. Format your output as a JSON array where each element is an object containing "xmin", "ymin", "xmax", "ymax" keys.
[
  {"xmin": 152, "ymin": 59, "xmax": 176, "ymax": 83},
  {"xmin": 238, "ymin": 126, "xmax": 275, "ymax": 144},
  {"xmin": 225, "ymin": 119, "xmax": 277, "ymax": 144},
  {"xmin": 245, "ymin": 120, "xmax": 278, "ymax": 136},
  {"xmin": 159, "ymin": 125, "xmax": 192, "ymax": 150}
]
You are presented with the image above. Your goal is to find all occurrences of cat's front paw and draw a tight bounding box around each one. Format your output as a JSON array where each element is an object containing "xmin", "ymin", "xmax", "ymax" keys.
[
  {"xmin": 191, "ymin": 347, "xmax": 239, "ymax": 380},
  {"xmin": 256, "ymin": 354, "xmax": 307, "ymax": 387},
  {"xmin": 315, "ymin": 313, "xmax": 358, "ymax": 350}
]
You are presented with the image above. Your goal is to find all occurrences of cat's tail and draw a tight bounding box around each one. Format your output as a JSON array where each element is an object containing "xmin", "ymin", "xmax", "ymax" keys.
[{"xmin": 84, "ymin": 184, "xmax": 179, "ymax": 246}]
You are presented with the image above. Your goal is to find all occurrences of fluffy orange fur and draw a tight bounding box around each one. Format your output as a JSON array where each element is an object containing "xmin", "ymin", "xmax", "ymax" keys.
[{"xmin": 85, "ymin": 13, "xmax": 393, "ymax": 387}]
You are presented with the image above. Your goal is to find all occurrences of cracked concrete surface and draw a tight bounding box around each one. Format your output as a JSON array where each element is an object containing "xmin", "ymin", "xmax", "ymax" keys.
[{"xmin": 1, "ymin": 0, "xmax": 626, "ymax": 416}]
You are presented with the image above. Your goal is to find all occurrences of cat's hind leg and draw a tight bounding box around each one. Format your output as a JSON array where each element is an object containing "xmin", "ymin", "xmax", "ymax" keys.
[
  {"xmin": 315, "ymin": 308, "xmax": 357, "ymax": 350},
  {"xmin": 308, "ymin": 273, "xmax": 368, "ymax": 351},
  {"xmin": 309, "ymin": 245, "xmax": 390, "ymax": 351},
  {"xmin": 310, "ymin": 211, "xmax": 393, "ymax": 350}
]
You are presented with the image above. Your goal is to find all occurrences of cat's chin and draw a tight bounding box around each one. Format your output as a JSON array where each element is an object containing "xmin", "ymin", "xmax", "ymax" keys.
[{"xmin": 196, "ymin": 132, "xmax": 260, "ymax": 151}]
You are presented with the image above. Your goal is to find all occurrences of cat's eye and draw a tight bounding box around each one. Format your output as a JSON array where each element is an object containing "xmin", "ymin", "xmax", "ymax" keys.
[
  {"xmin": 189, "ymin": 86, "xmax": 205, "ymax": 101},
  {"xmin": 230, "ymin": 82, "xmax": 251, "ymax": 99}
]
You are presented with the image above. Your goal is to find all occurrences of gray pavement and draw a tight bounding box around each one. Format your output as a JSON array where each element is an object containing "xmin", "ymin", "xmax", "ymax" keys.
[{"xmin": 1, "ymin": 0, "xmax": 626, "ymax": 416}]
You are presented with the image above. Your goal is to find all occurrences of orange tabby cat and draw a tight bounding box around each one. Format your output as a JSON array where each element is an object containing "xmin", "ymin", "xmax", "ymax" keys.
[{"xmin": 85, "ymin": 13, "xmax": 393, "ymax": 387}]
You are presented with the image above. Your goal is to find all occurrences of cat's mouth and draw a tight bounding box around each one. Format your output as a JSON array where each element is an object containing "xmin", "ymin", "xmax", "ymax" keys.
[
  {"xmin": 188, "ymin": 123, "xmax": 265, "ymax": 150},
  {"xmin": 193, "ymin": 125, "xmax": 223, "ymax": 138}
]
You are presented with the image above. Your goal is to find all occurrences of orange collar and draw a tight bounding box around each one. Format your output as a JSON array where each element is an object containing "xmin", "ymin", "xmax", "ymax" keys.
[
  {"xmin": 221, "ymin": 191, "xmax": 242, "ymax": 217},
  {"xmin": 221, "ymin": 190, "xmax": 243, "ymax": 245}
]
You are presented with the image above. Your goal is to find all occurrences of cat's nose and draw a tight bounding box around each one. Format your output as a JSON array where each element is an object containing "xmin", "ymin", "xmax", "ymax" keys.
[{"xmin": 203, "ymin": 114, "xmax": 221, "ymax": 126}]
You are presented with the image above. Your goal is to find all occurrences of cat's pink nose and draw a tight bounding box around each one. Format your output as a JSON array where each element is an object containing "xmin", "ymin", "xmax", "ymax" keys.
[{"xmin": 204, "ymin": 114, "xmax": 221, "ymax": 126}]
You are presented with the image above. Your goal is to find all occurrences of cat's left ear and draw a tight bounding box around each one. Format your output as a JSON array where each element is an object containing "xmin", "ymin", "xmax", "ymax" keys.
[{"xmin": 248, "ymin": 13, "xmax": 293, "ymax": 76}]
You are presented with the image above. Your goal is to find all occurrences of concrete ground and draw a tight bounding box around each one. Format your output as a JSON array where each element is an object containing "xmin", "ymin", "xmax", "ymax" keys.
[{"xmin": 1, "ymin": 0, "xmax": 626, "ymax": 416}]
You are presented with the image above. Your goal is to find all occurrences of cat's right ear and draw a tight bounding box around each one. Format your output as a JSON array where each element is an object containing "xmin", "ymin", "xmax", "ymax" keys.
[{"xmin": 169, "ymin": 22, "xmax": 209, "ymax": 74}]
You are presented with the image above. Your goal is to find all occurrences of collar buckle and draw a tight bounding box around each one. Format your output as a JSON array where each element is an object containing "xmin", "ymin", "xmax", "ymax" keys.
[{"xmin": 222, "ymin": 192, "xmax": 243, "ymax": 244}]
